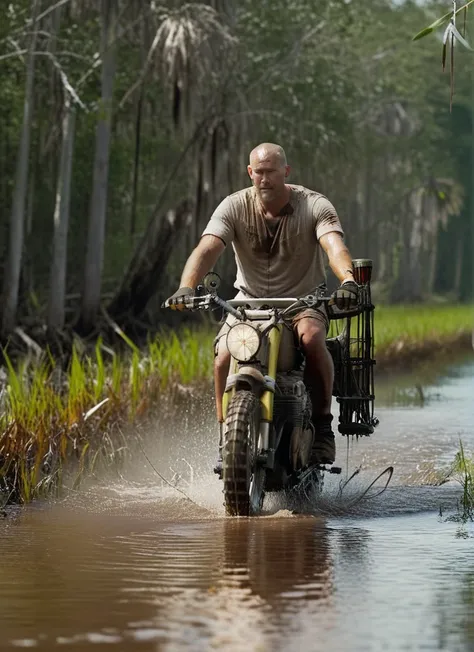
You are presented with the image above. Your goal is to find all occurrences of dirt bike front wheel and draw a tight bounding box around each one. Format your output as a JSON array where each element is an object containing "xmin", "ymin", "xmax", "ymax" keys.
[{"xmin": 223, "ymin": 389, "xmax": 266, "ymax": 516}]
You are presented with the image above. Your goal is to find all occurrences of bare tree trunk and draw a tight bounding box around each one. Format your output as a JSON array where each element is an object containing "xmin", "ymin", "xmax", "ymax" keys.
[
  {"xmin": 453, "ymin": 230, "xmax": 464, "ymax": 299},
  {"xmin": 1, "ymin": 0, "xmax": 40, "ymax": 336},
  {"xmin": 409, "ymin": 215, "xmax": 423, "ymax": 300},
  {"xmin": 130, "ymin": 19, "xmax": 147, "ymax": 237},
  {"xmin": 391, "ymin": 197, "xmax": 411, "ymax": 302},
  {"xmin": 427, "ymin": 227, "xmax": 439, "ymax": 295},
  {"xmin": 79, "ymin": 0, "xmax": 118, "ymax": 333},
  {"xmin": 107, "ymin": 199, "xmax": 193, "ymax": 322},
  {"xmin": 363, "ymin": 134, "xmax": 373, "ymax": 257},
  {"xmin": 48, "ymin": 96, "xmax": 76, "ymax": 330},
  {"xmin": 26, "ymin": 154, "xmax": 37, "ymax": 237},
  {"xmin": 130, "ymin": 90, "xmax": 143, "ymax": 237}
]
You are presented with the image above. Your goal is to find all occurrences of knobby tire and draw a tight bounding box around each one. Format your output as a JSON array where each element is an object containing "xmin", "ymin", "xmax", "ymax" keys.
[{"xmin": 223, "ymin": 390, "xmax": 265, "ymax": 516}]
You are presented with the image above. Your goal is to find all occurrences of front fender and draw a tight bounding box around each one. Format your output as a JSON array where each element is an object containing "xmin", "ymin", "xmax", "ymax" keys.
[{"xmin": 226, "ymin": 366, "xmax": 266, "ymax": 395}]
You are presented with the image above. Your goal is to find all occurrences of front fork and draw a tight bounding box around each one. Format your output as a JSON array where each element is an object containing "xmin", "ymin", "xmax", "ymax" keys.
[{"xmin": 222, "ymin": 324, "xmax": 282, "ymax": 469}]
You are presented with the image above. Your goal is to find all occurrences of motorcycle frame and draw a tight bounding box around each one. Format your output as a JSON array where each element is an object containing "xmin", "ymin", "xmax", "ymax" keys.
[{"xmin": 222, "ymin": 317, "xmax": 285, "ymax": 469}]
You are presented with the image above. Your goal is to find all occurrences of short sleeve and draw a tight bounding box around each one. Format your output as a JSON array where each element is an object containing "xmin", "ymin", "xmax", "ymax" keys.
[
  {"xmin": 201, "ymin": 196, "xmax": 235, "ymax": 246},
  {"xmin": 313, "ymin": 196, "xmax": 344, "ymax": 241}
]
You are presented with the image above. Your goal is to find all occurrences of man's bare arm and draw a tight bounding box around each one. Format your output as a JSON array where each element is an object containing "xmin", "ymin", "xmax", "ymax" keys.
[
  {"xmin": 179, "ymin": 235, "xmax": 226, "ymax": 289},
  {"xmin": 319, "ymin": 232, "xmax": 355, "ymax": 284}
]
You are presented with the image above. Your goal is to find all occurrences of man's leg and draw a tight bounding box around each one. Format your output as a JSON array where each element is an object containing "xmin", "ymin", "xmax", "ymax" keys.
[
  {"xmin": 214, "ymin": 343, "xmax": 231, "ymax": 422},
  {"xmin": 294, "ymin": 315, "xmax": 336, "ymax": 464},
  {"xmin": 213, "ymin": 337, "xmax": 231, "ymax": 473}
]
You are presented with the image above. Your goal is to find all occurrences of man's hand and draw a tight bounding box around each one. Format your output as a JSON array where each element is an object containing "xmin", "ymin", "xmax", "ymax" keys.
[
  {"xmin": 165, "ymin": 287, "xmax": 194, "ymax": 311},
  {"xmin": 329, "ymin": 280, "xmax": 359, "ymax": 310}
]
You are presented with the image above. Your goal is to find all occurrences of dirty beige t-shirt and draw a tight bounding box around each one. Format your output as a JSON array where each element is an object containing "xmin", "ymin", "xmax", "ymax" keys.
[{"xmin": 201, "ymin": 184, "xmax": 344, "ymax": 298}]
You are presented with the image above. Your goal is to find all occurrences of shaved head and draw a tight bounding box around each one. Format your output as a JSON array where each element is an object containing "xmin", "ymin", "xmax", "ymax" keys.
[
  {"xmin": 249, "ymin": 142, "xmax": 287, "ymax": 167},
  {"xmin": 247, "ymin": 142, "xmax": 290, "ymax": 209}
]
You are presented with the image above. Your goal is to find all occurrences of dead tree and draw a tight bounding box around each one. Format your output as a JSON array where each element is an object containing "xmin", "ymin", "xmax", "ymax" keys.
[{"xmin": 107, "ymin": 198, "xmax": 193, "ymax": 323}]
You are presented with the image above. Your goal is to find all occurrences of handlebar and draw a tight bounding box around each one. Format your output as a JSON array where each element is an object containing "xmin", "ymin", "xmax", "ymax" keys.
[
  {"xmin": 163, "ymin": 290, "xmax": 370, "ymax": 320},
  {"xmin": 165, "ymin": 292, "xmax": 334, "ymax": 320}
]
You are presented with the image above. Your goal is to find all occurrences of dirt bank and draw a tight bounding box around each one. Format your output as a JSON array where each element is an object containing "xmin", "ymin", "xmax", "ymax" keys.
[{"xmin": 376, "ymin": 330, "xmax": 473, "ymax": 371}]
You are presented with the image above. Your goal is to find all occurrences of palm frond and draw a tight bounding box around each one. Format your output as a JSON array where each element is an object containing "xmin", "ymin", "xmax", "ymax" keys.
[{"xmin": 152, "ymin": 3, "xmax": 237, "ymax": 128}]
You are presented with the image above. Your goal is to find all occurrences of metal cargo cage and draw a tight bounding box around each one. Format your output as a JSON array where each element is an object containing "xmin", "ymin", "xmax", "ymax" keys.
[{"xmin": 326, "ymin": 259, "xmax": 379, "ymax": 437}]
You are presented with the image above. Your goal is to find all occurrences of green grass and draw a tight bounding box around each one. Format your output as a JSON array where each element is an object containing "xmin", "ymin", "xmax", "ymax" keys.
[
  {"xmin": 0, "ymin": 328, "xmax": 215, "ymax": 505},
  {"xmin": 0, "ymin": 304, "xmax": 472, "ymax": 506},
  {"xmin": 373, "ymin": 304, "xmax": 473, "ymax": 355}
]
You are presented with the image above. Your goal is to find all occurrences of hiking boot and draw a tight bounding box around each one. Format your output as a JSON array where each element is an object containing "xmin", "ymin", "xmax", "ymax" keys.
[
  {"xmin": 309, "ymin": 414, "xmax": 336, "ymax": 465},
  {"xmin": 213, "ymin": 422, "xmax": 224, "ymax": 477}
]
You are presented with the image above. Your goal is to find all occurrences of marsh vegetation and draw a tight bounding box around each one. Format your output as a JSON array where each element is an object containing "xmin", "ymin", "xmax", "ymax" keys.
[{"xmin": 1, "ymin": 304, "xmax": 472, "ymax": 505}]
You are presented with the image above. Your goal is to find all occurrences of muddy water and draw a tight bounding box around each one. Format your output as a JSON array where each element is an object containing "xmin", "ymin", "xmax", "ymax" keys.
[{"xmin": 1, "ymin": 355, "xmax": 474, "ymax": 651}]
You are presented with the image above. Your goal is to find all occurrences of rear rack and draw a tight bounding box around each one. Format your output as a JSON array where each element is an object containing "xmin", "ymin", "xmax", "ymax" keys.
[{"xmin": 328, "ymin": 284, "xmax": 379, "ymax": 437}]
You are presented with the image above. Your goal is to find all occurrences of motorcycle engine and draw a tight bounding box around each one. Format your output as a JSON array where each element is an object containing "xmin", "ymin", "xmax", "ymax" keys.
[{"xmin": 274, "ymin": 373, "xmax": 312, "ymax": 428}]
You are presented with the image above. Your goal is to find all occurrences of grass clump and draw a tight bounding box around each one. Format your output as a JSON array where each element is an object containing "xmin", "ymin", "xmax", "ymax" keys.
[
  {"xmin": 449, "ymin": 441, "xmax": 474, "ymax": 523},
  {"xmin": 374, "ymin": 304, "xmax": 473, "ymax": 358},
  {"xmin": 0, "ymin": 328, "xmax": 215, "ymax": 505}
]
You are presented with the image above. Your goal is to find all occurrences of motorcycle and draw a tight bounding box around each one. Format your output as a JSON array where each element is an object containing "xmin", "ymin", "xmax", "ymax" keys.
[{"xmin": 166, "ymin": 262, "xmax": 378, "ymax": 517}]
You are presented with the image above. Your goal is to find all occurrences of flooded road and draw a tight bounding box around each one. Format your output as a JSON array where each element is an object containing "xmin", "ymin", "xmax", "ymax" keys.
[{"xmin": 1, "ymin": 354, "xmax": 473, "ymax": 651}]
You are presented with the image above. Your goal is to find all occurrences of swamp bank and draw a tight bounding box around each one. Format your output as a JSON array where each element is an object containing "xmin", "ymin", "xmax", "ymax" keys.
[{"xmin": 0, "ymin": 304, "xmax": 472, "ymax": 507}]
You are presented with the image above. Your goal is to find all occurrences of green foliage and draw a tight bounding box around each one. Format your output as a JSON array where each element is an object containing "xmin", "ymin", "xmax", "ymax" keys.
[
  {"xmin": 413, "ymin": 8, "xmax": 454, "ymax": 41},
  {"xmin": 413, "ymin": 1, "xmax": 474, "ymax": 41},
  {"xmin": 0, "ymin": 0, "xmax": 473, "ymax": 330},
  {"xmin": 450, "ymin": 440, "xmax": 474, "ymax": 522}
]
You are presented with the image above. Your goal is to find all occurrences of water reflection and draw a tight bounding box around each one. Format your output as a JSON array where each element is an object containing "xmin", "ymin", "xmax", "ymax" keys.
[
  {"xmin": 0, "ymin": 510, "xmax": 368, "ymax": 651},
  {"xmin": 461, "ymin": 572, "xmax": 474, "ymax": 647},
  {"xmin": 376, "ymin": 352, "xmax": 474, "ymax": 408},
  {"xmin": 220, "ymin": 517, "xmax": 333, "ymax": 606},
  {"xmin": 0, "ymin": 510, "xmax": 163, "ymax": 649},
  {"xmin": 1, "ymin": 354, "xmax": 474, "ymax": 651},
  {"xmin": 436, "ymin": 569, "xmax": 474, "ymax": 650},
  {"xmin": 1, "ymin": 506, "xmax": 474, "ymax": 651}
]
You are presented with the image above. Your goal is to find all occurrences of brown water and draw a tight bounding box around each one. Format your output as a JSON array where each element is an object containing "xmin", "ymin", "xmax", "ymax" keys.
[{"xmin": 1, "ymin": 355, "xmax": 474, "ymax": 651}]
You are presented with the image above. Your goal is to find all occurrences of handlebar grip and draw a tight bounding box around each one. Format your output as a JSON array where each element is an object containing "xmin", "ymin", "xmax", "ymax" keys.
[{"xmin": 162, "ymin": 296, "xmax": 194, "ymax": 310}]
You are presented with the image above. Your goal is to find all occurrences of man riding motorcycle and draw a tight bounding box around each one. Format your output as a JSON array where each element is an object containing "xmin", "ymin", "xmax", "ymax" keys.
[{"xmin": 167, "ymin": 142, "xmax": 359, "ymax": 467}]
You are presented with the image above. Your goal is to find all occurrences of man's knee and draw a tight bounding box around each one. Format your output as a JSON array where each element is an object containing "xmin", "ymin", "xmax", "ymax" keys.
[{"xmin": 296, "ymin": 319, "xmax": 327, "ymax": 353}]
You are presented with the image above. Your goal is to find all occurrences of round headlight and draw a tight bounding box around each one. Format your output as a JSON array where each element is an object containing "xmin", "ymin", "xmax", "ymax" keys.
[{"xmin": 226, "ymin": 323, "xmax": 261, "ymax": 362}]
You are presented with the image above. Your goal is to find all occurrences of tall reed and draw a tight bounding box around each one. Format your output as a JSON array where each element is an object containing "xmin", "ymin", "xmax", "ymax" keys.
[{"xmin": 0, "ymin": 328, "xmax": 215, "ymax": 504}]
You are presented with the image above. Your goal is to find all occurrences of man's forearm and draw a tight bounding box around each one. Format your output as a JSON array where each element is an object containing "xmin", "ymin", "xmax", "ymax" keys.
[
  {"xmin": 180, "ymin": 236, "xmax": 225, "ymax": 289},
  {"xmin": 319, "ymin": 232, "xmax": 355, "ymax": 284},
  {"xmin": 329, "ymin": 246, "xmax": 355, "ymax": 284}
]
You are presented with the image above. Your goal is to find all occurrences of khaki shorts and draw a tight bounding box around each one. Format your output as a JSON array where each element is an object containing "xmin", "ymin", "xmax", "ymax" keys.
[{"xmin": 214, "ymin": 303, "xmax": 329, "ymax": 356}]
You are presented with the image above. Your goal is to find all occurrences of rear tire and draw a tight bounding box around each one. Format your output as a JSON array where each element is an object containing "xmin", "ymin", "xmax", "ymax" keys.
[{"xmin": 223, "ymin": 390, "xmax": 265, "ymax": 516}]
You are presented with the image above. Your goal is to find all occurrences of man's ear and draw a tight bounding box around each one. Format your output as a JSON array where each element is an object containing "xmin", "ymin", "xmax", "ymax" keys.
[
  {"xmin": 247, "ymin": 165, "xmax": 253, "ymax": 179},
  {"xmin": 284, "ymin": 165, "xmax": 290, "ymax": 178}
]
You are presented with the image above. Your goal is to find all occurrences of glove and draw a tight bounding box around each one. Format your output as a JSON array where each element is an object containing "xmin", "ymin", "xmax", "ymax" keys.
[
  {"xmin": 329, "ymin": 280, "xmax": 359, "ymax": 310},
  {"xmin": 165, "ymin": 286, "xmax": 194, "ymax": 311}
]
